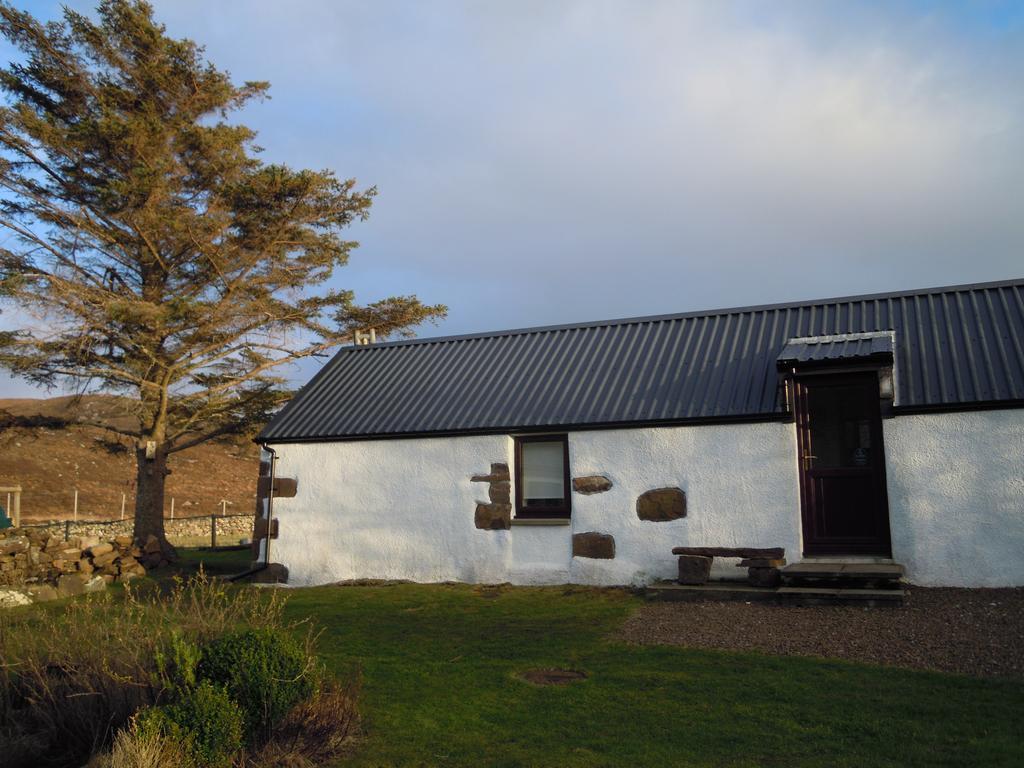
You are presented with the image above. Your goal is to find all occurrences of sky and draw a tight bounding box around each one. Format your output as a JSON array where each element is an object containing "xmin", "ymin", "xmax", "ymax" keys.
[{"xmin": 1, "ymin": 0, "xmax": 1023, "ymax": 397}]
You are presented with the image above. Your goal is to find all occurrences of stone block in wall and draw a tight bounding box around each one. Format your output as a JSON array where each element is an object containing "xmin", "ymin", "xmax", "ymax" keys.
[
  {"xmin": 472, "ymin": 463, "xmax": 513, "ymax": 527},
  {"xmin": 471, "ymin": 463, "xmax": 510, "ymax": 483},
  {"xmin": 253, "ymin": 517, "xmax": 279, "ymax": 540},
  {"xmin": 0, "ymin": 590, "xmax": 32, "ymax": 608},
  {"xmin": 0, "ymin": 537, "xmax": 29, "ymax": 556},
  {"xmin": 572, "ymin": 476, "xmax": 613, "ymax": 495},
  {"xmin": 572, "ymin": 532, "xmax": 615, "ymax": 559},
  {"xmin": 637, "ymin": 487, "xmax": 687, "ymax": 522},
  {"xmin": 92, "ymin": 551, "xmax": 117, "ymax": 568},
  {"xmin": 57, "ymin": 573, "xmax": 87, "ymax": 597},
  {"xmin": 474, "ymin": 502, "xmax": 511, "ymax": 530},
  {"xmin": 257, "ymin": 476, "xmax": 298, "ymax": 498},
  {"xmin": 25, "ymin": 583, "xmax": 58, "ymax": 602},
  {"xmin": 488, "ymin": 481, "xmax": 511, "ymax": 504}
]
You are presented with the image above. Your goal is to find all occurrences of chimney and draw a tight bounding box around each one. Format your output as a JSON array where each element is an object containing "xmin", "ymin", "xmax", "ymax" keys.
[{"xmin": 354, "ymin": 328, "xmax": 377, "ymax": 346}]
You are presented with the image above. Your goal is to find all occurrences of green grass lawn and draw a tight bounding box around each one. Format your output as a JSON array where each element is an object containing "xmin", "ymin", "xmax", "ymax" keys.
[{"xmin": 279, "ymin": 584, "xmax": 1023, "ymax": 768}]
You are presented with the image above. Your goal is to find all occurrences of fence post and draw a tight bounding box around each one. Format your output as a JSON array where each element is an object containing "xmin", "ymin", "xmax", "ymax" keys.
[
  {"xmin": 121, "ymin": 493, "xmax": 126, "ymax": 521},
  {"xmin": 64, "ymin": 519, "xmax": 71, "ymax": 541},
  {"xmin": 73, "ymin": 489, "xmax": 78, "ymax": 521},
  {"xmin": 170, "ymin": 497, "xmax": 175, "ymax": 520},
  {"xmin": 210, "ymin": 514, "xmax": 217, "ymax": 548}
]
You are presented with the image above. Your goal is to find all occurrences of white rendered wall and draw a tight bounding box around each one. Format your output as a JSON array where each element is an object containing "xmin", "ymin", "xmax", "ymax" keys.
[
  {"xmin": 267, "ymin": 422, "xmax": 802, "ymax": 587},
  {"xmin": 883, "ymin": 408, "xmax": 1024, "ymax": 587},
  {"xmin": 566, "ymin": 423, "xmax": 801, "ymax": 584},
  {"xmin": 267, "ymin": 435, "xmax": 515, "ymax": 586}
]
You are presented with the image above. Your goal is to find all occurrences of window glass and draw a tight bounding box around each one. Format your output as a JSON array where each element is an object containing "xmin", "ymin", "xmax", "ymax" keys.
[
  {"xmin": 808, "ymin": 383, "xmax": 873, "ymax": 468},
  {"xmin": 521, "ymin": 440, "xmax": 565, "ymax": 506}
]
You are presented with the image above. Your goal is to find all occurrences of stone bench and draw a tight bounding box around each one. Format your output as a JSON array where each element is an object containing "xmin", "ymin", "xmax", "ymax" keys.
[{"xmin": 671, "ymin": 546, "xmax": 786, "ymax": 587}]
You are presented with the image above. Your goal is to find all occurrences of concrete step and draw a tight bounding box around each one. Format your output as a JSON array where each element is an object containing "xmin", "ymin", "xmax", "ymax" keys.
[
  {"xmin": 780, "ymin": 562, "xmax": 904, "ymax": 581},
  {"xmin": 780, "ymin": 562, "xmax": 905, "ymax": 592}
]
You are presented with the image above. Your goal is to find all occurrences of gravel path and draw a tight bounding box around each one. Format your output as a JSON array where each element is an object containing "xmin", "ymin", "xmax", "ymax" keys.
[{"xmin": 614, "ymin": 587, "xmax": 1024, "ymax": 680}]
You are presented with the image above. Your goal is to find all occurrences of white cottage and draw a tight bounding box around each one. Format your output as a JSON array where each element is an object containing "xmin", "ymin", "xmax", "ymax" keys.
[{"xmin": 253, "ymin": 279, "xmax": 1024, "ymax": 588}]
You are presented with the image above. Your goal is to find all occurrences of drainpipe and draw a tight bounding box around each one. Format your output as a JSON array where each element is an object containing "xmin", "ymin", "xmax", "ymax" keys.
[
  {"xmin": 229, "ymin": 442, "xmax": 276, "ymax": 581},
  {"xmin": 262, "ymin": 443, "xmax": 277, "ymax": 567}
]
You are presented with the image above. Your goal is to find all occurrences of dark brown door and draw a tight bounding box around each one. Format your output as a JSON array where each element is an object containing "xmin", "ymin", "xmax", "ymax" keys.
[{"xmin": 795, "ymin": 373, "xmax": 892, "ymax": 556}]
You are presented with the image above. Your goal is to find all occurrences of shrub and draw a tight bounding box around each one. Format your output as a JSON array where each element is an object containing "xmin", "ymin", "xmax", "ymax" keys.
[
  {"xmin": 197, "ymin": 627, "xmax": 318, "ymax": 743},
  {"xmin": 0, "ymin": 570, "xmax": 290, "ymax": 767},
  {"xmin": 136, "ymin": 681, "xmax": 243, "ymax": 768},
  {"xmin": 153, "ymin": 631, "xmax": 202, "ymax": 695}
]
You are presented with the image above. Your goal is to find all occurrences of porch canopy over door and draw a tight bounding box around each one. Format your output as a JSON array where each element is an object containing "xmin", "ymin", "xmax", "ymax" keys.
[{"xmin": 777, "ymin": 331, "xmax": 895, "ymax": 372}]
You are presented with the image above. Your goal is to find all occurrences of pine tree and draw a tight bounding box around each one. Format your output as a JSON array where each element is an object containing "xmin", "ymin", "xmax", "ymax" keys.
[{"xmin": 0, "ymin": 1, "xmax": 446, "ymax": 560}]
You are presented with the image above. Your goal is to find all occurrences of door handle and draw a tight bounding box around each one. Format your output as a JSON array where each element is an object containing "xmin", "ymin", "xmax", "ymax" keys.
[{"xmin": 802, "ymin": 454, "xmax": 817, "ymax": 469}]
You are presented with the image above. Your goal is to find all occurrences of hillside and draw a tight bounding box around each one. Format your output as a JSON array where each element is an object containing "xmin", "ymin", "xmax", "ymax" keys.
[{"xmin": 0, "ymin": 395, "xmax": 260, "ymax": 521}]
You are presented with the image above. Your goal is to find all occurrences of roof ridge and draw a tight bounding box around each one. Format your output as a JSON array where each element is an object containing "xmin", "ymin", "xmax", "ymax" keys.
[{"xmin": 344, "ymin": 276, "xmax": 1024, "ymax": 352}]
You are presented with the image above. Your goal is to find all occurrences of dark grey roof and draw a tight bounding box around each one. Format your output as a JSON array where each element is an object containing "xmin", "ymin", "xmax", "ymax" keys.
[
  {"xmin": 260, "ymin": 278, "xmax": 1024, "ymax": 442},
  {"xmin": 777, "ymin": 331, "xmax": 894, "ymax": 366}
]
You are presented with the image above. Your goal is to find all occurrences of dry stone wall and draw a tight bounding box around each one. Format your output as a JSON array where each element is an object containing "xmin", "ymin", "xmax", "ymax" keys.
[
  {"xmin": 18, "ymin": 514, "xmax": 253, "ymax": 543},
  {"xmin": 0, "ymin": 525, "xmax": 150, "ymax": 603}
]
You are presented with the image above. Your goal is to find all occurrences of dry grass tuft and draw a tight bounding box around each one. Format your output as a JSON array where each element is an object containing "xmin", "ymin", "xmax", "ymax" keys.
[
  {"xmin": 246, "ymin": 679, "xmax": 362, "ymax": 768},
  {"xmin": 87, "ymin": 718, "xmax": 195, "ymax": 768}
]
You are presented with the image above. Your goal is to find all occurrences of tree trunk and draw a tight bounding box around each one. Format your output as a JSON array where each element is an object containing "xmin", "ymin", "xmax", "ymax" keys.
[{"xmin": 133, "ymin": 442, "xmax": 177, "ymax": 564}]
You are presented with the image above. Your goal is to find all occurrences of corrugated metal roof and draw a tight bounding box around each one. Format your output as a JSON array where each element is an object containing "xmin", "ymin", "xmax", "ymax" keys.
[
  {"xmin": 777, "ymin": 331, "xmax": 894, "ymax": 365},
  {"xmin": 260, "ymin": 278, "xmax": 1024, "ymax": 442}
]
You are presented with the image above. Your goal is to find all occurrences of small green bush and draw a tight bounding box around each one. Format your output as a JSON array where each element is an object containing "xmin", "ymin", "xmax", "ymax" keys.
[
  {"xmin": 197, "ymin": 627, "xmax": 317, "ymax": 741},
  {"xmin": 136, "ymin": 681, "xmax": 243, "ymax": 768},
  {"xmin": 154, "ymin": 631, "xmax": 202, "ymax": 693},
  {"xmin": 0, "ymin": 570, "xmax": 290, "ymax": 767}
]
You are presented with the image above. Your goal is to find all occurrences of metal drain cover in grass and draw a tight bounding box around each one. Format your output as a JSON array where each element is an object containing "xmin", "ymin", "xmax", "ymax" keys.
[{"xmin": 518, "ymin": 668, "xmax": 588, "ymax": 685}]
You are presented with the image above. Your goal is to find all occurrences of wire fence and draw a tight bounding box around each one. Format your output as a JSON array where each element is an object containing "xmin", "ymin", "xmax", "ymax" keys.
[{"xmin": 2, "ymin": 484, "xmax": 251, "ymax": 523}]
